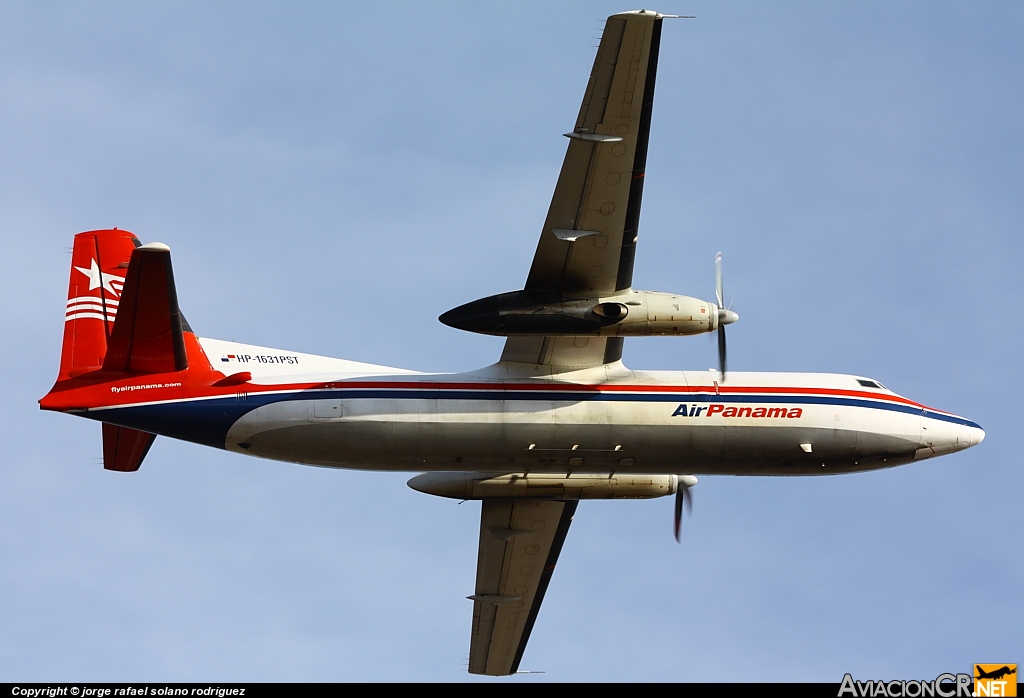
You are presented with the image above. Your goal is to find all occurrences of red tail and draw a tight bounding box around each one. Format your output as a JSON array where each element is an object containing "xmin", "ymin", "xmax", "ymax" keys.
[
  {"xmin": 48, "ymin": 230, "xmax": 219, "ymax": 473},
  {"xmin": 59, "ymin": 229, "xmax": 140, "ymax": 380}
]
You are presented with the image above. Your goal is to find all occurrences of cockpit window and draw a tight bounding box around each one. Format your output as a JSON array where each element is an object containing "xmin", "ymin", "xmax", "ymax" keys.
[{"xmin": 857, "ymin": 379, "xmax": 884, "ymax": 389}]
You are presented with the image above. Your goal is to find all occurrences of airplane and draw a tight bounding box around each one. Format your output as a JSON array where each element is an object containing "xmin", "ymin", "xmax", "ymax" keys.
[
  {"xmin": 40, "ymin": 9, "xmax": 984, "ymax": 677},
  {"xmin": 976, "ymin": 666, "xmax": 1016, "ymax": 681}
]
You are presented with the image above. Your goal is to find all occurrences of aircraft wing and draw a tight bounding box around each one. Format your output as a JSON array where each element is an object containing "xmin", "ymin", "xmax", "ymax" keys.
[
  {"xmin": 471, "ymin": 11, "xmax": 666, "ymax": 672},
  {"xmin": 502, "ymin": 11, "xmax": 666, "ymax": 369},
  {"xmin": 467, "ymin": 499, "xmax": 578, "ymax": 676}
]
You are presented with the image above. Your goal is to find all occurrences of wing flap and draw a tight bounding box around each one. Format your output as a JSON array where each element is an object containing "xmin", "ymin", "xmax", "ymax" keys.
[{"xmin": 468, "ymin": 499, "xmax": 578, "ymax": 676}]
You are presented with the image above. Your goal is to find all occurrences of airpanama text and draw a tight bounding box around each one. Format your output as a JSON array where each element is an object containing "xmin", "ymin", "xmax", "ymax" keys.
[{"xmin": 672, "ymin": 403, "xmax": 803, "ymax": 418}]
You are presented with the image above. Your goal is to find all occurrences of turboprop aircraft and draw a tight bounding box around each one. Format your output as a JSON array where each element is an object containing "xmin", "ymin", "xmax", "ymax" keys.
[{"xmin": 40, "ymin": 10, "xmax": 984, "ymax": 677}]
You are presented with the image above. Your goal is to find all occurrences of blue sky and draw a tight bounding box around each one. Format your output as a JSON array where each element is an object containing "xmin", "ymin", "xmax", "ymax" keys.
[{"xmin": 1, "ymin": 1, "xmax": 1021, "ymax": 682}]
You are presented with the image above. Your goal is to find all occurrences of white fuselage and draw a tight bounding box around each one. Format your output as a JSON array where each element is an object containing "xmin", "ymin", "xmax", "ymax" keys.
[{"xmin": 184, "ymin": 339, "xmax": 983, "ymax": 476}]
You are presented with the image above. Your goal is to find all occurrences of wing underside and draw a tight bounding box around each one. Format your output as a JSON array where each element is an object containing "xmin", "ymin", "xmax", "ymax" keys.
[
  {"xmin": 504, "ymin": 11, "xmax": 665, "ymax": 369},
  {"xmin": 466, "ymin": 10, "xmax": 669, "ymax": 675},
  {"xmin": 468, "ymin": 499, "xmax": 578, "ymax": 676}
]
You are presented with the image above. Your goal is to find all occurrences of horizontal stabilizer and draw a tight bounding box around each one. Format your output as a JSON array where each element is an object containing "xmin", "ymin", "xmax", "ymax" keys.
[
  {"xmin": 102, "ymin": 423, "xmax": 156, "ymax": 472},
  {"xmin": 103, "ymin": 243, "xmax": 188, "ymax": 374}
]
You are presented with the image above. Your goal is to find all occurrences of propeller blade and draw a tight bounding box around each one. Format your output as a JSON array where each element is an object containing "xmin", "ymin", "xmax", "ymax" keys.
[
  {"xmin": 714, "ymin": 251, "xmax": 724, "ymax": 308},
  {"xmin": 718, "ymin": 324, "xmax": 727, "ymax": 381},
  {"xmin": 713, "ymin": 251, "xmax": 737, "ymax": 382},
  {"xmin": 674, "ymin": 487, "xmax": 683, "ymax": 542},
  {"xmin": 673, "ymin": 477, "xmax": 696, "ymax": 543}
]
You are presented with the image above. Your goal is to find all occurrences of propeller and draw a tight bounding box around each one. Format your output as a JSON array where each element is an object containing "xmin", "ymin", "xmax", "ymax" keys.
[
  {"xmin": 713, "ymin": 252, "xmax": 739, "ymax": 381},
  {"xmin": 673, "ymin": 475, "xmax": 698, "ymax": 542}
]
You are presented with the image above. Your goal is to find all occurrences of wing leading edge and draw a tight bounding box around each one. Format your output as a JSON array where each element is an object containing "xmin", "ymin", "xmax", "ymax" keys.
[{"xmin": 503, "ymin": 10, "xmax": 665, "ymax": 369}]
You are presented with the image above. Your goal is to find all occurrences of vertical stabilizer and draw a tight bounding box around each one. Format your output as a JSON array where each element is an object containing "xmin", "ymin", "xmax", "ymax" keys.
[
  {"xmin": 103, "ymin": 242, "xmax": 188, "ymax": 374},
  {"xmin": 47, "ymin": 230, "xmax": 213, "ymax": 474},
  {"xmin": 59, "ymin": 230, "xmax": 140, "ymax": 379}
]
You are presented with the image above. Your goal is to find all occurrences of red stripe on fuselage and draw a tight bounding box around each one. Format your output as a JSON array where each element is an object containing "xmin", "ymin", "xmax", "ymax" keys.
[
  {"xmin": 309, "ymin": 380, "xmax": 937, "ymax": 410},
  {"xmin": 42, "ymin": 373, "xmax": 945, "ymax": 416}
]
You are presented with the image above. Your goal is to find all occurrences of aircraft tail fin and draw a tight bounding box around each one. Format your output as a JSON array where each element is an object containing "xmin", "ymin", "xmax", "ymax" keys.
[
  {"xmin": 50, "ymin": 232, "xmax": 213, "ymax": 474},
  {"xmin": 102, "ymin": 242, "xmax": 188, "ymax": 374},
  {"xmin": 59, "ymin": 229, "xmax": 140, "ymax": 380}
]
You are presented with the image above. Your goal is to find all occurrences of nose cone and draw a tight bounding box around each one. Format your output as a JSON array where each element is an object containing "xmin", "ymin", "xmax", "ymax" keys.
[
  {"xmin": 915, "ymin": 415, "xmax": 985, "ymax": 461},
  {"xmin": 719, "ymin": 308, "xmax": 739, "ymax": 326}
]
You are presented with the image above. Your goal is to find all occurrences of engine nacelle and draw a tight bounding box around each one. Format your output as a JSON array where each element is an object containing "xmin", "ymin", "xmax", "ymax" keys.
[
  {"xmin": 619, "ymin": 290, "xmax": 719, "ymax": 336},
  {"xmin": 439, "ymin": 289, "xmax": 722, "ymax": 337},
  {"xmin": 408, "ymin": 471, "xmax": 680, "ymax": 500}
]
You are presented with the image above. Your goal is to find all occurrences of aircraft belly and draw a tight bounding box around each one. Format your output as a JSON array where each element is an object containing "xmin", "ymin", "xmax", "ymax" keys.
[
  {"xmin": 235, "ymin": 423, "xmax": 917, "ymax": 474},
  {"xmin": 225, "ymin": 397, "xmax": 920, "ymax": 475}
]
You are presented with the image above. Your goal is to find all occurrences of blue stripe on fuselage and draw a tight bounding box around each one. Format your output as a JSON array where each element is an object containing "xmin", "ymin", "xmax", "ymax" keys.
[{"xmin": 86, "ymin": 395, "xmax": 263, "ymax": 449}]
